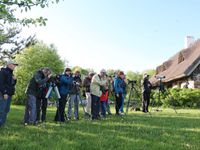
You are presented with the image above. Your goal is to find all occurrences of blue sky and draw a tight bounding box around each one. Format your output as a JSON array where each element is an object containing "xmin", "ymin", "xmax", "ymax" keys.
[{"xmin": 21, "ymin": 0, "xmax": 200, "ymax": 72}]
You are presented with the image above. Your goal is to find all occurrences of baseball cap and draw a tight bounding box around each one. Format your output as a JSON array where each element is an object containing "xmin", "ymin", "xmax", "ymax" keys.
[
  {"xmin": 100, "ymin": 69, "xmax": 106, "ymax": 74},
  {"xmin": 144, "ymin": 73, "xmax": 149, "ymax": 78}
]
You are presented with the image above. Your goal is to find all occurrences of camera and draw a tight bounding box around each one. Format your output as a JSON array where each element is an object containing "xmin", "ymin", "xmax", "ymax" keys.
[
  {"xmin": 127, "ymin": 79, "xmax": 137, "ymax": 88},
  {"xmin": 48, "ymin": 75, "xmax": 60, "ymax": 85},
  {"xmin": 128, "ymin": 79, "xmax": 137, "ymax": 85},
  {"xmin": 73, "ymin": 81, "xmax": 80, "ymax": 86},
  {"xmin": 155, "ymin": 75, "xmax": 166, "ymax": 80}
]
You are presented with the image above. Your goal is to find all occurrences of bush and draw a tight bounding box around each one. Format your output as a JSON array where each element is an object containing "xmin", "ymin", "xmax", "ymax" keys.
[{"xmin": 151, "ymin": 88, "xmax": 200, "ymax": 108}]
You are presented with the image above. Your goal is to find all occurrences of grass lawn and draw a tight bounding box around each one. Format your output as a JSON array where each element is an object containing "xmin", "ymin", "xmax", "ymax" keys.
[{"xmin": 0, "ymin": 105, "xmax": 200, "ymax": 150}]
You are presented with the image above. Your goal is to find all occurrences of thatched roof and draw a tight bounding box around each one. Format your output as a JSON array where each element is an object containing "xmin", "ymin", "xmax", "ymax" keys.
[{"xmin": 151, "ymin": 39, "xmax": 200, "ymax": 84}]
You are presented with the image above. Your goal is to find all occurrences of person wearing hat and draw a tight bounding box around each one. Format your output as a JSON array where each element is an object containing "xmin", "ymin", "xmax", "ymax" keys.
[
  {"xmin": 83, "ymin": 72, "xmax": 95, "ymax": 117},
  {"xmin": 0, "ymin": 60, "xmax": 18, "ymax": 127},
  {"xmin": 141, "ymin": 73, "xmax": 152, "ymax": 113},
  {"xmin": 90, "ymin": 69, "xmax": 107, "ymax": 120}
]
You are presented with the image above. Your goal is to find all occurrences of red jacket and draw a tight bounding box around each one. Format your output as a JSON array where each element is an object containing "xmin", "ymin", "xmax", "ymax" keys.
[{"xmin": 100, "ymin": 91, "xmax": 109, "ymax": 102}]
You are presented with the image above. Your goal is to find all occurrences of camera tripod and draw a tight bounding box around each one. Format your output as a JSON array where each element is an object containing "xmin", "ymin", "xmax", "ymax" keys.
[
  {"xmin": 45, "ymin": 82, "xmax": 62, "ymax": 123},
  {"xmin": 151, "ymin": 80, "xmax": 177, "ymax": 114},
  {"xmin": 126, "ymin": 83, "xmax": 141, "ymax": 114}
]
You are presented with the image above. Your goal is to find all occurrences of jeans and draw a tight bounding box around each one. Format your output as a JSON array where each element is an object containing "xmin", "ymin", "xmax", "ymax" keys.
[
  {"xmin": 68, "ymin": 94, "xmax": 80, "ymax": 119},
  {"xmin": 0, "ymin": 95, "xmax": 12, "ymax": 126},
  {"xmin": 120, "ymin": 94, "xmax": 125, "ymax": 113},
  {"xmin": 100, "ymin": 101, "xmax": 107, "ymax": 117},
  {"xmin": 106, "ymin": 100, "xmax": 112, "ymax": 114},
  {"xmin": 24, "ymin": 94, "xmax": 37, "ymax": 124},
  {"xmin": 91, "ymin": 94, "xmax": 100, "ymax": 119}
]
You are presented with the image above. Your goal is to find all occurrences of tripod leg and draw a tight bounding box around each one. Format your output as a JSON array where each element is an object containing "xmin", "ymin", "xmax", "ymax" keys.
[
  {"xmin": 78, "ymin": 93, "xmax": 86, "ymax": 114},
  {"xmin": 56, "ymin": 94, "xmax": 67, "ymax": 123},
  {"xmin": 156, "ymin": 91, "xmax": 161, "ymax": 111},
  {"xmin": 54, "ymin": 98, "xmax": 61, "ymax": 123},
  {"xmin": 126, "ymin": 88, "xmax": 133, "ymax": 114},
  {"xmin": 45, "ymin": 86, "xmax": 53, "ymax": 99}
]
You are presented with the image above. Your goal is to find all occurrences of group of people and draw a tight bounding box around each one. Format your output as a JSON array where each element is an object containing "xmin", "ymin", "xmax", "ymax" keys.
[{"xmin": 0, "ymin": 59, "xmax": 152, "ymax": 127}]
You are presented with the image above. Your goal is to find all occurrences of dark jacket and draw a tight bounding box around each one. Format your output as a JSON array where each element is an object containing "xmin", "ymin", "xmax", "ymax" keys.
[
  {"xmin": 0, "ymin": 67, "xmax": 17, "ymax": 96},
  {"xmin": 70, "ymin": 75, "xmax": 82, "ymax": 95},
  {"xmin": 83, "ymin": 76, "xmax": 91, "ymax": 93},
  {"xmin": 141, "ymin": 78, "xmax": 152, "ymax": 93},
  {"xmin": 26, "ymin": 70, "xmax": 49, "ymax": 96}
]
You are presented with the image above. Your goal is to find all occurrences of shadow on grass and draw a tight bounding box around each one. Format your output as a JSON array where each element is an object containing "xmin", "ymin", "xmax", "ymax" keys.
[{"xmin": 0, "ymin": 106, "xmax": 200, "ymax": 150}]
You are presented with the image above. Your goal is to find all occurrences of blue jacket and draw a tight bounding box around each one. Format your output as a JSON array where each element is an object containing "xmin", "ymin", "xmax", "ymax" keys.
[
  {"xmin": 114, "ymin": 77, "xmax": 124, "ymax": 94},
  {"xmin": 0, "ymin": 67, "xmax": 17, "ymax": 96},
  {"xmin": 59, "ymin": 74, "xmax": 73, "ymax": 95}
]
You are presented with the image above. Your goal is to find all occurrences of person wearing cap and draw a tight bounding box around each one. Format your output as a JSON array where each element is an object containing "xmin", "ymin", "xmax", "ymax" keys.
[
  {"xmin": 114, "ymin": 71, "xmax": 125, "ymax": 115},
  {"xmin": 54, "ymin": 68, "xmax": 73, "ymax": 122},
  {"xmin": 0, "ymin": 60, "xmax": 18, "ymax": 127},
  {"xmin": 24, "ymin": 67, "xmax": 52, "ymax": 125},
  {"xmin": 141, "ymin": 73, "xmax": 152, "ymax": 113},
  {"xmin": 83, "ymin": 72, "xmax": 95, "ymax": 117},
  {"xmin": 90, "ymin": 69, "xmax": 107, "ymax": 120}
]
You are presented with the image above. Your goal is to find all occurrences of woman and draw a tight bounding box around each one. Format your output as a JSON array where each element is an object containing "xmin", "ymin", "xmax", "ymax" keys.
[
  {"xmin": 114, "ymin": 71, "xmax": 125, "ymax": 115},
  {"xmin": 54, "ymin": 68, "xmax": 73, "ymax": 122}
]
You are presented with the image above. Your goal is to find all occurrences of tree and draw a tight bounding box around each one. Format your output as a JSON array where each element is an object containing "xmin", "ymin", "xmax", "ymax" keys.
[
  {"xmin": 72, "ymin": 66, "xmax": 89, "ymax": 77},
  {"xmin": 0, "ymin": 26, "xmax": 35, "ymax": 60},
  {"xmin": 13, "ymin": 42, "xmax": 64, "ymax": 104},
  {"xmin": 0, "ymin": 0, "xmax": 59, "ymax": 25},
  {"xmin": 142, "ymin": 69, "xmax": 156, "ymax": 77},
  {"xmin": 0, "ymin": 0, "xmax": 60, "ymax": 61}
]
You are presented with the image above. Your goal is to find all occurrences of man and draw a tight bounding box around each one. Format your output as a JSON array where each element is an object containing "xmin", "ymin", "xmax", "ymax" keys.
[
  {"xmin": 0, "ymin": 60, "xmax": 18, "ymax": 127},
  {"xmin": 90, "ymin": 69, "xmax": 107, "ymax": 120},
  {"xmin": 83, "ymin": 72, "xmax": 95, "ymax": 117},
  {"xmin": 141, "ymin": 73, "xmax": 152, "ymax": 113},
  {"xmin": 67, "ymin": 70, "xmax": 82, "ymax": 120},
  {"xmin": 24, "ymin": 68, "xmax": 51, "ymax": 125}
]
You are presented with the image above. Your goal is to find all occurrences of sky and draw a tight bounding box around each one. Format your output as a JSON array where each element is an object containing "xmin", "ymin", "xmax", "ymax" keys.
[{"xmin": 20, "ymin": 0, "xmax": 200, "ymax": 73}]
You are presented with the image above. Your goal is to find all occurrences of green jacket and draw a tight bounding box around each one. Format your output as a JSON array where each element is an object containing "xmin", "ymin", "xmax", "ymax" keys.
[{"xmin": 90, "ymin": 74, "xmax": 107, "ymax": 97}]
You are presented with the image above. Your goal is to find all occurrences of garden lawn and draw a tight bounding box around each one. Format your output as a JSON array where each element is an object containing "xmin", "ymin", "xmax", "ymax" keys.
[{"xmin": 0, "ymin": 105, "xmax": 200, "ymax": 150}]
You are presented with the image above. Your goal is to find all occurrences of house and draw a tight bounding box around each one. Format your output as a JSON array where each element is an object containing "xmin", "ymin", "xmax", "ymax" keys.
[{"xmin": 151, "ymin": 39, "xmax": 200, "ymax": 89}]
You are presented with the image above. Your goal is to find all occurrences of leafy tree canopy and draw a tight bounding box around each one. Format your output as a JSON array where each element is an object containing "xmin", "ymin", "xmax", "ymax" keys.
[{"xmin": 13, "ymin": 41, "xmax": 64, "ymax": 104}]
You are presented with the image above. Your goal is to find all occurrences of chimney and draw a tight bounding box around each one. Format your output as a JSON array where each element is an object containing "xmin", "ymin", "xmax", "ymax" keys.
[{"xmin": 185, "ymin": 36, "xmax": 195, "ymax": 48}]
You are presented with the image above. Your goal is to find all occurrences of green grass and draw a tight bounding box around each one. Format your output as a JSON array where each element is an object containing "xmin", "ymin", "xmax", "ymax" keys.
[{"xmin": 0, "ymin": 105, "xmax": 200, "ymax": 150}]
